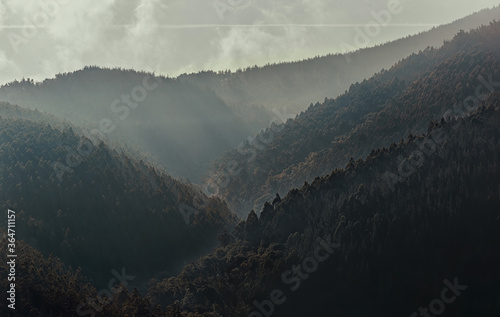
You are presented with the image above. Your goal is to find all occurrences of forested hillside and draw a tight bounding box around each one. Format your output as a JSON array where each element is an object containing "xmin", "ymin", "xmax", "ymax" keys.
[
  {"xmin": 0, "ymin": 69, "xmax": 271, "ymax": 182},
  {"xmin": 207, "ymin": 21, "xmax": 500, "ymax": 217},
  {"xmin": 0, "ymin": 103, "xmax": 73, "ymax": 130},
  {"xmin": 1, "ymin": 6, "xmax": 499, "ymax": 317},
  {"xmin": 148, "ymin": 96, "xmax": 500, "ymax": 316},
  {"xmin": 3, "ymin": 93, "xmax": 499, "ymax": 317},
  {"xmin": 0, "ymin": 106, "xmax": 237, "ymax": 292},
  {"xmin": 1, "ymin": 7, "xmax": 498, "ymax": 186},
  {"xmin": 0, "ymin": 238, "xmax": 165, "ymax": 317}
]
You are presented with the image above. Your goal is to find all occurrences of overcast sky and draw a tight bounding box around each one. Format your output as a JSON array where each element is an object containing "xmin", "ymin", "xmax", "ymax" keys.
[{"xmin": 0, "ymin": 0, "xmax": 498, "ymax": 84}]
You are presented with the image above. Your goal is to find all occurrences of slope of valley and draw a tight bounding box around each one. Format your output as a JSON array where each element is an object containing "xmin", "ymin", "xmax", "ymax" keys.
[
  {"xmin": 0, "ymin": 239, "xmax": 156, "ymax": 316},
  {"xmin": 1, "ymin": 8, "xmax": 500, "ymax": 317},
  {"xmin": 1, "ymin": 7, "xmax": 499, "ymax": 187},
  {"xmin": 207, "ymin": 21, "xmax": 500, "ymax": 217},
  {"xmin": 3, "ymin": 94, "xmax": 500, "ymax": 316},
  {"xmin": 0, "ymin": 103, "xmax": 237, "ymax": 294},
  {"xmin": 148, "ymin": 95, "xmax": 500, "ymax": 316},
  {"xmin": 0, "ymin": 69, "xmax": 271, "ymax": 183}
]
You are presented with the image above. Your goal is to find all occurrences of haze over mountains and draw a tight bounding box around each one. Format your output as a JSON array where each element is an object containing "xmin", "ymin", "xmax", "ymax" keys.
[
  {"xmin": 1, "ymin": 0, "xmax": 497, "ymax": 84},
  {"xmin": 1, "ymin": 6, "xmax": 499, "ymax": 188},
  {"xmin": 0, "ymin": 69, "xmax": 272, "ymax": 182},
  {"xmin": 0, "ymin": 4, "xmax": 499, "ymax": 317},
  {"xmin": 0, "ymin": 103, "xmax": 237, "ymax": 290},
  {"xmin": 179, "ymin": 6, "xmax": 500, "ymax": 114}
]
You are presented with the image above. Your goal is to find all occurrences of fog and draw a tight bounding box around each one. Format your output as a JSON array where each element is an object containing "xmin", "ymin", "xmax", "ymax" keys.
[{"xmin": 0, "ymin": 0, "xmax": 497, "ymax": 84}]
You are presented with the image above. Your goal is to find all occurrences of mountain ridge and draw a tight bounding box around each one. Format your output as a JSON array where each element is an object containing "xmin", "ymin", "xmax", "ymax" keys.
[{"xmin": 206, "ymin": 20, "xmax": 500, "ymax": 217}]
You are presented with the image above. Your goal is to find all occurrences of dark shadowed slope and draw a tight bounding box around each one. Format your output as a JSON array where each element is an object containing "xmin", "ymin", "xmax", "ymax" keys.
[
  {"xmin": 5, "ymin": 100, "xmax": 499, "ymax": 317},
  {"xmin": 0, "ymin": 238, "xmax": 165, "ymax": 317},
  {"xmin": 149, "ymin": 96, "xmax": 500, "ymax": 316},
  {"xmin": 0, "ymin": 104, "xmax": 237, "ymax": 292}
]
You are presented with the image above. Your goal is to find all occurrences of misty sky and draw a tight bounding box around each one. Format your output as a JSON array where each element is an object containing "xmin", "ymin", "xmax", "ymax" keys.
[{"xmin": 0, "ymin": 0, "xmax": 498, "ymax": 84}]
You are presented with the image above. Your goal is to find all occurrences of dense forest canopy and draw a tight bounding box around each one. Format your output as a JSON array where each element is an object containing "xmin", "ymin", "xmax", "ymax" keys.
[
  {"xmin": 147, "ymin": 95, "xmax": 500, "ymax": 316},
  {"xmin": 0, "ymin": 8, "xmax": 500, "ymax": 317},
  {"xmin": 207, "ymin": 20, "xmax": 500, "ymax": 217},
  {"xmin": 0, "ymin": 106, "xmax": 237, "ymax": 294}
]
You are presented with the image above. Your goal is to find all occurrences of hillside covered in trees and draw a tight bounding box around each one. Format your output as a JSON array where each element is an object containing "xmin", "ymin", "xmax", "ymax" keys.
[
  {"xmin": 0, "ymin": 104, "xmax": 237, "ymax": 294},
  {"xmin": 207, "ymin": 20, "xmax": 500, "ymax": 216},
  {"xmin": 1, "ymin": 7, "xmax": 498, "ymax": 187},
  {"xmin": 0, "ymin": 69, "xmax": 271, "ymax": 183},
  {"xmin": 0, "ymin": 238, "xmax": 157, "ymax": 317},
  {"xmin": 1, "ymin": 7, "xmax": 500, "ymax": 317},
  {"xmin": 147, "ymin": 95, "xmax": 500, "ymax": 316},
  {"xmin": 3, "ymin": 83, "xmax": 499, "ymax": 317}
]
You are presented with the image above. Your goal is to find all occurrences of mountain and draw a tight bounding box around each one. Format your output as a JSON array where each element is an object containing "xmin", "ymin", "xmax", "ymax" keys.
[
  {"xmin": 147, "ymin": 96, "xmax": 500, "ymax": 316},
  {"xmin": 0, "ymin": 237, "xmax": 164, "ymax": 317},
  {"xmin": 5, "ymin": 98, "xmax": 500, "ymax": 317},
  {"xmin": 206, "ymin": 20, "xmax": 500, "ymax": 217},
  {"xmin": 2, "ymin": 7, "xmax": 500, "ymax": 317},
  {"xmin": 0, "ymin": 69, "xmax": 271, "ymax": 183},
  {"xmin": 0, "ymin": 104, "xmax": 237, "ymax": 291},
  {"xmin": 1, "ymin": 7, "xmax": 499, "ymax": 187},
  {"xmin": 179, "ymin": 6, "xmax": 500, "ymax": 115}
]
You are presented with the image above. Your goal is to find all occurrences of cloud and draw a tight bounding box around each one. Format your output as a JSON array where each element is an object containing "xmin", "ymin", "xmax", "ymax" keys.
[
  {"xmin": 207, "ymin": 25, "xmax": 308, "ymax": 71},
  {"xmin": 48, "ymin": 0, "xmax": 116, "ymax": 69},
  {"xmin": 0, "ymin": 50, "xmax": 18, "ymax": 74},
  {"xmin": 0, "ymin": 0, "xmax": 498, "ymax": 84},
  {"xmin": 120, "ymin": 0, "xmax": 166, "ymax": 65},
  {"xmin": 0, "ymin": 1, "xmax": 5, "ymax": 26}
]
